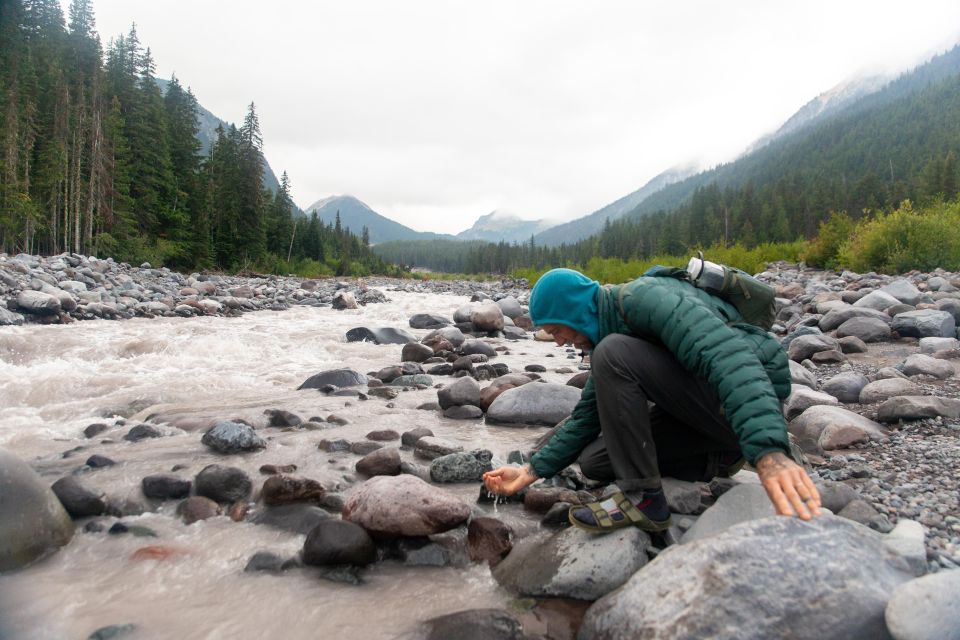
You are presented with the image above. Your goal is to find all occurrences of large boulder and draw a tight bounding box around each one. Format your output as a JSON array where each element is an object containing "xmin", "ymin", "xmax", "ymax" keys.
[
  {"xmin": 345, "ymin": 326, "xmax": 416, "ymax": 345},
  {"xmin": 859, "ymin": 378, "xmax": 921, "ymax": 404},
  {"xmin": 297, "ymin": 368, "xmax": 368, "ymax": 390},
  {"xmin": 437, "ymin": 376, "xmax": 482, "ymax": 410},
  {"xmin": 302, "ymin": 520, "xmax": 376, "ymax": 567},
  {"xmin": 470, "ymin": 302, "xmax": 505, "ymax": 332},
  {"xmin": 819, "ymin": 306, "xmax": 891, "ymax": 332},
  {"xmin": 853, "ymin": 290, "xmax": 901, "ymax": 312},
  {"xmin": 486, "ymin": 383, "xmax": 582, "ymax": 426},
  {"xmin": 876, "ymin": 396, "xmax": 960, "ymax": 422},
  {"xmin": 789, "ymin": 405, "xmax": 889, "ymax": 454},
  {"xmin": 50, "ymin": 476, "xmax": 107, "ymax": 518},
  {"xmin": 901, "ymin": 354, "xmax": 954, "ymax": 379},
  {"xmin": 789, "ymin": 360, "xmax": 819, "ymax": 389},
  {"xmin": 492, "ymin": 526, "xmax": 651, "ymax": 601},
  {"xmin": 194, "ymin": 465, "xmax": 253, "ymax": 503},
  {"xmin": 837, "ymin": 317, "xmax": 892, "ymax": 343},
  {"xmin": 681, "ymin": 483, "xmax": 774, "ymax": 543},
  {"xmin": 885, "ymin": 569, "xmax": 960, "ymax": 640},
  {"xmin": 342, "ymin": 475, "xmax": 471, "ymax": 537},
  {"xmin": 16, "ymin": 290, "xmax": 61, "ymax": 315},
  {"xmin": 880, "ymin": 279, "xmax": 924, "ymax": 306},
  {"xmin": 496, "ymin": 296, "xmax": 523, "ymax": 320},
  {"xmin": 580, "ymin": 516, "xmax": 914, "ymax": 640},
  {"xmin": 0, "ymin": 449, "xmax": 74, "ymax": 571},
  {"xmin": 788, "ymin": 334, "xmax": 841, "ymax": 362},
  {"xmin": 201, "ymin": 421, "xmax": 266, "ymax": 454},
  {"xmin": 783, "ymin": 385, "xmax": 840, "ymax": 420},
  {"xmin": 821, "ymin": 372, "xmax": 870, "ymax": 404},
  {"xmin": 891, "ymin": 310, "xmax": 956, "ymax": 339}
]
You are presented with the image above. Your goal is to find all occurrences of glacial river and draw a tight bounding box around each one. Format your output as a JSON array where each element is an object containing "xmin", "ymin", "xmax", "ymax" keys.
[{"xmin": 0, "ymin": 290, "xmax": 573, "ymax": 639}]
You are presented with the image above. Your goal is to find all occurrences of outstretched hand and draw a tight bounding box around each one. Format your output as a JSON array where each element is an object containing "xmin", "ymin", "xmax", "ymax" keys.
[
  {"xmin": 482, "ymin": 465, "xmax": 538, "ymax": 497},
  {"xmin": 756, "ymin": 452, "xmax": 822, "ymax": 520}
]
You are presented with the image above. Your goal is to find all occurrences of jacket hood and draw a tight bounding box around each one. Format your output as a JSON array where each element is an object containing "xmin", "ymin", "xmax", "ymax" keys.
[{"xmin": 529, "ymin": 268, "xmax": 601, "ymax": 346}]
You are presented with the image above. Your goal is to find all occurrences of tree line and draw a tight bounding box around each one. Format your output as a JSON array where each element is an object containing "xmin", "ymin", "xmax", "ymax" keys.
[{"xmin": 0, "ymin": 0, "xmax": 396, "ymax": 276}]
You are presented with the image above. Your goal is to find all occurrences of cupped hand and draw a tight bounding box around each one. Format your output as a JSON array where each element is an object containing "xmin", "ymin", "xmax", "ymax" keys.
[
  {"xmin": 482, "ymin": 466, "xmax": 538, "ymax": 497},
  {"xmin": 756, "ymin": 452, "xmax": 822, "ymax": 520}
]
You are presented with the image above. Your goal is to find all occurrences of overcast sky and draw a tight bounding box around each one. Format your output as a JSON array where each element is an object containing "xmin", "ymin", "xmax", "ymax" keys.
[{"xmin": 74, "ymin": 1, "xmax": 960, "ymax": 234}]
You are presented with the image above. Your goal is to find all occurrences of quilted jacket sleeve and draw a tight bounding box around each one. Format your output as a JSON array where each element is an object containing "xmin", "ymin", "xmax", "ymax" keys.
[
  {"xmin": 529, "ymin": 376, "xmax": 601, "ymax": 478},
  {"xmin": 618, "ymin": 278, "xmax": 791, "ymax": 465}
]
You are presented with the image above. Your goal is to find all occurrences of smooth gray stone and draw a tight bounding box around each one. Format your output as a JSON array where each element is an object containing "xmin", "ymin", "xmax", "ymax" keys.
[
  {"xmin": 901, "ymin": 354, "xmax": 954, "ymax": 379},
  {"xmin": 193, "ymin": 464, "xmax": 252, "ymax": 503},
  {"xmin": 837, "ymin": 316, "xmax": 892, "ymax": 342},
  {"xmin": 0, "ymin": 307, "xmax": 24, "ymax": 325},
  {"xmin": 388, "ymin": 374, "xmax": 433, "ymax": 387},
  {"xmin": 442, "ymin": 405, "xmax": 483, "ymax": 420},
  {"xmin": 437, "ymin": 376, "xmax": 482, "ymax": 409},
  {"xmin": 885, "ymin": 569, "xmax": 960, "ymax": 640},
  {"xmin": 460, "ymin": 339, "xmax": 497, "ymax": 357},
  {"xmin": 201, "ymin": 421, "xmax": 266, "ymax": 454},
  {"xmin": 250, "ymin": 504, "xmax": 331, "ymax": 534},
  {"xmin": 430, "ymin": 450, "xmax": 493, "ymax": 483},
  {"xmin": 815, "ymin": 479, "xmax": 859, "ymax": 513},
  {"xmin": 662, "ymin": 477, "xmax": 703, "ymax": 515},
  {"xmin": 580, "ymin": 516, "xmax": 913, "ymax": 640},
  {"xmin": 918, "ymin": 336, "xmax": 959, "ymax": 354},
  {"xmin": 883, "ymin": 519, "xmax": 927, "ymax": 577},
  {"xmin": 681, "ymin": 483, "xmax": 774, "ymax": 543},
  {"xmin": 859, "ymin": 378, "xmax": 921, "ymax": 404},
  {"xmin": 492, "ymin": 526, "xmax": 650, "ymax": 600},
  {"xmin": 401, "ymin": 342, "xmax": 434, "ymax": 362},
  {"xmin": 819, "ymin": 306, "xmax": 891, "ymax": 332},
  {"xmin": 302, "ymin": 519, "xmax": 376, "ymax": 567},
  {"xmin": 408, "ymin": 313, "xmax": 451, "ymax": 329},
  {"xmin": 16, "ymin": 289, "xmax": 61, "ymax": 315},
  {"xmin": 891, "ymin": 310, "xmax": 956, "ymax": 339},
  {"xmin": 0, "ymin": 448, "xmax": 74, "ymax": 571},
  {"xmin": 422, "ymin": 326, "xmax": 466, "ymax": 348},
  {"xmin": 783, "ymin": 385, "xmax": 840, "ymax": 420},
  {"xmin": 789, "ymin": 360, "xmax": 818, "ymax": 389},
  {"xmin": 495, "ymin": 296, "xmax": 523, "ymax": 319},
  {"xmin": 788, "ymin": 334, "xmax": 840, "ymax": 362},
  {"xmin": 880, "ymin": 280, "xmax": 924, "ymax": 306},
  {"xmin": 345, "ymin": 326, "xmax": 416, "ymax": 345},
  {"xmin": 838, "ymin": 499, "xmax": 892, "ymax": 533},
  {"xmin": 839, "ymin": 335, "xmax": 869, "ymax": 353},
  {"xmin": 470, "ymin": 302, "xmax": 505, "ymax": 332},
  {"xmin": 780, "ymin": 325, "xmax": 822, "ymax": 350},
  {"xmin": 401, "ymin": 609, "xmax": 525, "ymax": 640},
  {"xmin": 297, "ymin": 368, "xmax": 368, "ymax": 390},
  {"xmin": 822, "ymin": 372, "xmax": 870, "ymax": 403},
  {"xmin": 853, "ymin": 290, "xmax": 901, "ymax": 311},
  {"xmin": 51, "ymin": 476, "xmax": 107, "ymax": 518},
  {"xmin": 876, "ymin": 396, "xmax": 960, "ymax": 422},
  {"xmin": 486, "ymin": 382, "xmax": 582, "ymax": 427},
  {"xmin": 414, "ymin": 436, "xmax": 464, "ymax": 460},
  {"xmin": 789, "ymin": 405, "xmax": 889, "ymax": 453}
]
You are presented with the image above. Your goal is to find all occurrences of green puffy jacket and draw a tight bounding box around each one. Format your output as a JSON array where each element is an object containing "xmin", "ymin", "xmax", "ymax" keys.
[{"xmin": 529, "ymin": 275, "xmax": 792, "ymax": 478}]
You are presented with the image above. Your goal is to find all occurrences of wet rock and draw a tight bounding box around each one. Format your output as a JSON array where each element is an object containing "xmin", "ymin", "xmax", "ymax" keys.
[
  {"xmin": 87, "ymin": 624, "xmax": 137, "ymax": 640},
  {"xmin": 83, "ymin": 423, "xmax": 110, "ymax": 438},
  {"xmin": 303, "ymin": 519, "xmax": 377, "ymax": 567},
  {"xmin": 123, "ymin": 424, "xmax": 163, "ymax": 442},
  {"xmin": 470, "ymin": 302, "xmax": 505, "ymax": 332},
  {"xmin": 860, "ymin": 378, "xmax": 922, "ymax": 404},
  {"xmin": 250, "ymin": 503, "xmax": 331, "ymax": 534},
  {"xmin": 901, "ymin": 353, "xmax": 954, "ymax": 379},
  {"xmin": 86, "ymin": 454, "xmax": 117, "ymax": 468},
  {"xmin": 107, "ymin": 522, "xmax": 157, "ymax": 537},
  {"xmin": 388, "ymin": 374, "xmax": 433, "ymax": 387},
  {"xmin": 141, "ymin": 474, "xmax": 191, "ymax": 500},
  {"xmin": 405, "ymin": 609, "xmax": 525, "ymax": 640},
  {"xmin": 408, "ymin": 313, "xmax": 451, "ymax": 329},
  {"xmin": 493, "ymin": 526, "xmax": 651, "ymax": 600},
  {"xmin": 365, "ymin": 429, "xmax": 399, "ymax": 442},
  {"xmin": 355, "ymin": 447, "xmax": 402, "ymax": 477},
  {"xmin": 437, "ymin": 376, "xmax": 482, "ymax": 409},
  {"xmin": 259, "ymin": 464, "xmax": 298, "ymax": 475},
  {"xmin": 444, "ymin": 405, "xmax": 483, "ymax": 421},
  {"xmin": 496, "ymin": 296, "xmax": 523, "ymax": 319},
  {"xmin": 430, "ymin": 450, "xmax": 493, "ymax": 483},
  {"xmin": 822, "ymin": 372, "xmax": 870, "ymax": 404},
  {"xmin": 414, "ymin": 436, "xmax": 464, "ymax": 460},
  {"xmin": 342, "ymin": 475, "xmax": 471, "ymax": 537},
  {"xmin": 566, "ymin": 371, "xmax": 591, "ymax": 389},
  {"xmin": 422, "ymin": 326, "xmax": 466, "ymax": 349},
  {"xmin": 351, "ymin": 441, "xmax": 383, "ymax": 456},
  {"xmin": 261, "ymin": 475, "xmax": 325, "ymax": 505},
  {"xmin": 486, "ymin": 382, "xmax": 582, "ymax": 426},
  {"xmin": 523, "ymin": 487, "xmax": 583, "ymax": 513},
  {"xmin": 297, "ymin": 368, "xmax": 368, "ymax": 390},
  {"xmin": 401, "ymin": 342, "xmax": 434, "ymax": 362},
  {"xmin": 787, "ymin": 334, "xmax": 841, "ymax": 362},
  {"xmin": 326, "ymin": 414, "xmax": 350, "ymax": 425},
  {"xmin": 837, "ymin": 316, "xmax": 892, "ymax": 342},
  {"xmin": 789, "ymin": 360, "xmax": 818, "ymax": 389},
  {"xmin": 401, "ymin": 427, "xmax": 433, "ymax": 446},
  {"xmin": 0, "ymin": 448, "xmax": 74, "ymax": 571},
  {"xmin": 783, "ymin": 385, "xmax": 840, "ymax": 419},
  {"xmin": 244, "ymin": 551, "xmax": 287, "ymax": 573},
  {"xmin": 460, "ymin": 339, "xmax": 497, "ymax": 357},
  {"xmin": 264, "ymin": 409, "xmax": 302, "ymax": 427},
  {"xmin": 367, "ymin": 386, "xmax": 399, "ymax": 400},
  {"xmin": 581, "ymin": 516, "xmax": 913, "ymax": 640},
  {"xmin": 201, "ymin": 421, "xmax": 266, "ymax": 454},
  {"xmin": 194, "ymin": 464, "xmax": 253, "ymax": 503},
  {"xmin": 0, "ymin": 307, "xmax": 24, "ymax": 325},
  {"xmin": 331, "ymin": 291, "xmax": 358, "ymax": 309},
  {"xmin": 178, "ymin": 496, "xmax": 222, "ymax": 524},
  {"xmin": 885, "ymin": 568, "xmax": 960, "ymax": 640},
  {"xmin": 51, "ymin": 476, "xmax": 107, "ymax": 518},
  {"xmin": 468, "ymin": 517, "xmax": 514, "ymax": 566},
  {"xmin": 838, "ymin": 499, "xmax": 893, "ymax": 533},
  {"xmin": 876, "ymin": 396, "xmax": 960, "ymax": 422},
  {"xmin": 346, "ymin": 326, "xmax": 416, "ymax": 345},
  {"xmin": 891, "ymin": 310, "xmax": 956, "ymax": 339},
  {"xmin": 318, "ymin": 438, "xmax": 351, "ymax": 452}
]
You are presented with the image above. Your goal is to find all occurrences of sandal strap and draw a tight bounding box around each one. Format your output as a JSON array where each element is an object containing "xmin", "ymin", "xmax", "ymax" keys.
[
  {"xmin": 588, "ymin": 500, "xmax": 618, "ymax": 528},
  {"xmin": 612, "ymin": 492, "xmax": 655, "ymax": 527}
]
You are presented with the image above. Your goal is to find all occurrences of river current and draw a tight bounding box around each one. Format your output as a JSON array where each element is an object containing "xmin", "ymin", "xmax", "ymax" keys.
[{"xmin": 0, "ymin": 290, "xmax": 570, "ymax": 639}]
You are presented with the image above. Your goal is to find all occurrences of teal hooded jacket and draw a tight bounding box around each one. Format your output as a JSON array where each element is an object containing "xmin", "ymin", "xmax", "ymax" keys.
[{"xmin": 528, "ymin": 271, "xmax": 792, "ymax": 479}]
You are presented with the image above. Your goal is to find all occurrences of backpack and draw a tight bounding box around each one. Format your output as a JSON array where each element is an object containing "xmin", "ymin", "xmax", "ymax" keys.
[{"xmin": 643, "ymin": 252, "xmax": 777, "ymax": 330}]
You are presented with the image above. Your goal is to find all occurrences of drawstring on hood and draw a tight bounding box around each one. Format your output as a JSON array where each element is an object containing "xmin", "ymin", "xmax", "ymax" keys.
[{"xmin": 529, "ymin": 268, "xmax": 601, "ymax": 347}]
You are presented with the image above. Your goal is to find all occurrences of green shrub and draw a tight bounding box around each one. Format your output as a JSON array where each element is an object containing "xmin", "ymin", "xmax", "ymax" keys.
[{"xmin": 801, "ymin": 212, "xmax": 854, "ymax": 270}]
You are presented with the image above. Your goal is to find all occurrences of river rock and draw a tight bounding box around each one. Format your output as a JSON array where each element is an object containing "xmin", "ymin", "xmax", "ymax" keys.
[
  {"xmin": 422, "ymin": 326, "xmax": 466, "ymax": 349},
  {"xmin": 919, "ymin": 336, "xmax": 960, "ymax": 354},
  {"xmin": 492, "ymin": 526, "xmax": 651, "ymax": 600},
  {"xmin": 346, "ymin": 326, "xmax": 416, "ymax": 345},
  {"xmin": 86, "ymin": 454, "xmax": 116, "ymax": 468},
  {"xmin": 51, "ymin": 476, "xmax": 107, "ymax": 518},
  {"xmin": 885, "ymin": 568, "xmax": 960, "ymax": 640},
  {"xmin": 876, "ymin": 396, "xmax": 960, "ymax": 422},
  {"xmin": 838, "ymin": 499, "xmax": 892, "ymax": 532},
  {"xmin": 443, "ymin": 405, "xmax": 483, "ymax": 420},
  {"xmin": 883, "ymin": 519, "xmax": 927, "ymax": 577},
  {"xmin": 468, "ymin": 517, "xmax": 514, "ymax": 567},
  {"xmin": 194, "ymin": 465, "xmax": 252, "ymax": 503},
  {"xmin": 0, "ymin": 449, "xmax": 74, "ymax": 571},
  {"xmin": 496, "ymin": 296, "xmax": 523, "ymax": 319},
  {"xmin": 261, "ymin": 475, "xmax": 325, "ymax": 505},
  {"xmin": 790, "ymin": 405, "xmax": 889, "ymax": 453},
  {"xmin": 403, "ymin": 609, "xmax": 525, "ymax": 640},
  {"xmin": 837, "ymin": 316, "xmax": 892, "ymax": 342},
  {"xmin": 859, "ymin": 378, "xmax": 922, "ymax": 404},
  {"xmin": 123, "ymin": 424, "xmax": 163, "ymax": 442},
  {"xmin": 178, "ymin": 496, "xmax": 222, "ymax": 524},
  {"xmin": 16, "ymin": 290, "xmax": 61, "ymax": 315},
  {"xmin": 880, "ymin": 279, "xmax": 924, "ymax": 305},
  {"xmin": 891, "ymin": 310, "xmax": 956, "ymax": 338},
  {"xmin": 401, "ymin": 427, "xmax": 433, "ymax": 446},
  {"xmin": 0, "ymin": 307, "xmax": 24, "ymax": 325},
  {"xmin": 342, "ymin": 475, "xmax": 471, "ymax": 537},
  {"xmin": 662, "ymin": 477, "xmax": 704, "ymax": 514},
  {"xmin": 479, "ymin": 374, "xmax": 533, "ymax": 410},
  {"xmin": 470, "ymin": 302, "xmax": 505, "ymax": 332},
  {"xmin": 821, "ymin": 372, "xmax": 870, "ymax": 404},
  {"xmin": 401, "ymin": 342, "xmax": 434, "ymax": 362},
  {"xmin": 901, "ymin": 353, "xmax": 954, "ymax": 379},
  {"xmin": 331, "ymin": 291, "xmax": 358, "ymax": 309},
  {"xmin": 580, "ymin": 516, "xmax": 914, "ymax": 640},
  {"xmin": 437, "ymin": 376, "xmax": 482, "ymax": 409},
  {"xmin": 201, "ymin": 421, "xmax": 266, "ymax": 454},
  {"xmin": 853, "ymin": 290, "xmax": 901, "ymax": 311},
  {"xmin": 789, "ymin": 360, "xmax": 818, "ymax": 389},
  {"xmin": 783, "ymin": 385, "xmax": 840, "ymax": 420},
  {"xmin": 141, "ymin": 474, "xmax": 191, "ymax": 500},
  {"xmin": 355, "ymin": 447, "xmax": 402, "ymax": 477},
  {"xmin": 460, "ymin": 339, "xmax": 497, "ymax": 357},
  {"xmin": 681, "ymin": 483, "xmax": 773, "ymax": 543},
  {"xmin": 250, "ymin": 503, "xmax": 331, "ymax": 534},
  {"xmin": 819, "ymin": 306, "xmax": 891, "ymax": 332},
  {"xmin": 414, "ymin": 436, "xmax": 463, "ymax": 460},
  {"xmin": 430, "ymin": 450, "xmax": 493, "ymax": 483},
  {"xmin": 839, "ymin": 335, "xmax": 869, "ymax": 353},
  {"xmin": 816, "ymin": 479, "xmax": 859, "ymax": 513},
  {"xmin": 303, "ymin": 519, "xmax": 377, "ymax": 567},
  {"xmin": 408, "ymin": 313, "xmax": 451, "ymax": 329},
  {"xmin": 788, "ymin": 334, "xmax": 841, "ymax": 361},
  {"xmin": 523, "ymin": 487, "xmax": 583, "ymax": 513},
  {"xmin": 297, "ymin": 368, "xmax": 368, "ymax": 390},
  {"xmin": 486, "ymin": 383, "xmax": 582, "ymax": 426},
  {"xmin": 265, "ymin": 409, "xmax": 302, "ymax": 427}
]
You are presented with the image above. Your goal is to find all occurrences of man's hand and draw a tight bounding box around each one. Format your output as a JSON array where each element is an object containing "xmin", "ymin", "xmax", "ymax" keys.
[
  {"xmin": 756, "ymin": 452, "xmax": 822, "ymax": 520},
  {"xmin": 482, "ymin": 465, "xmax": 538, "ymax": 497}
]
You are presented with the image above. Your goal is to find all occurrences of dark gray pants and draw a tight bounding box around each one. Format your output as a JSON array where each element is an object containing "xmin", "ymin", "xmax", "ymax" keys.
[{"xmin": 580, "ymin": 334, "xmax": 741, "ymax": 491}]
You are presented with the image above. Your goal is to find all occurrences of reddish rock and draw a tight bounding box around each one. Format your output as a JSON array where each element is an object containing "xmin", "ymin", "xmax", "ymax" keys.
[
  {"xmin": 342, "ymin": 475, "xmax": 471, "ymax": 537},
  {"xmin": 131, "ymin": 545, "xmax": 189, "ymax": 561},
  {"xmin": 178, "ymin": 496, "xmax": 222, "ymax": 524},
  {"xmin": 365, "ymin": 429, "xmax": 400, "ymax": 441},
  {"xmin": 259, "ymin": 464, "xmax": 298, "ymax": 475},
  {"xmin": 468, "ymin": 517, "xmax": 514, "ymax": 567},
  {"xmin": 523, "ymin": 488, "xmax": 583, "ymax": 514},
  {"xmin": 261, "ymin": 475, "xmax": 325, "ymax": 506},
  {"xmin": 229, "ymin": 501, "xmax": 249, "ymax": 522},
  {"xmin": 355, "ymin": 447, "xmax": 402, "ymax": 477}
]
